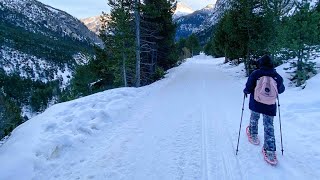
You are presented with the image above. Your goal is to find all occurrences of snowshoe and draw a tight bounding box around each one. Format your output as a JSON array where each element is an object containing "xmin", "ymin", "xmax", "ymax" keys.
[
  {"xmin": 246, "ymin": 126, "xmax": 260, "ymax": 145},
  {"xmin": 262, "ymin": 148, "xmax": 278, "ymax": 166}
]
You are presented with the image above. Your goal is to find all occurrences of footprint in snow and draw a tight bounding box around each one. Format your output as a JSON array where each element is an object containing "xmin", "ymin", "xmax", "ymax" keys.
[
  {"xmin": 63, "ymin": 115, "xmax": 74, "ymax": 123},
  {"xmin": 44, "ymin": 122, "xmax": 57, "ymax": 132}
]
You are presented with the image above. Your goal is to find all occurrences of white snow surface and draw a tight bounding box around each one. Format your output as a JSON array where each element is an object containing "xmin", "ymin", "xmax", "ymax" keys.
[{"xmin": 1, "ymin": 54, "xmax": 320, "ymax": 179}]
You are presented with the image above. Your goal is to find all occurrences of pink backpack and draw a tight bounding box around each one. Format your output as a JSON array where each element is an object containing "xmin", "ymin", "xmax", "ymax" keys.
[{"xmin": 254, "ymin": 76, "xmax": 278, "ymax": 105}]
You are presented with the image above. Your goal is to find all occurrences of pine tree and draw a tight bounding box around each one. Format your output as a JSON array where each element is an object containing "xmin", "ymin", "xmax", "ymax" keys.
[
  {"xmin": 102, "ymin": 0, "xmax": 136, "ymax": 87},
  {"xmin": 186, "ymin": 34, "xmax": 201, "ymax": 56},
  {"xmin": 286, "ymin": 1, "xmax": 319, "ymax": 87},
  {"xmin": 142, "ymin": 0, "xmax": 177, "ymax": 71},
  {"xmin": 208, "ymin": 0, "xmax": 265, "ymax": 73},
  {"xmin": 205, "ymin": 12, "xmax": 234, "ymax": 61},
  {"xmin": 204, "ymin": 40, "xmax": 213, "ymax": 56},
  {"xmin": 314, "ymin": 1, "xmax": 320, "ymax": 44},
  {"xmin": 0, "ymin": 95, "xmax": 22, "ymax": 139},
  {"xmin": 137, "ymin": 0, "xmax": 177, "ymax": 84},
  {"xmin": 177, "ymin": 38, "xmax": 187, "ymax": 54},
  {"xmin": 177, "ymin": 38, "xmax": 192, "ymax": 60}
]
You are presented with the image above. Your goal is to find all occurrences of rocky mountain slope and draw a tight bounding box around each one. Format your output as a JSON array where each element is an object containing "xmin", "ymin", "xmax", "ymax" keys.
[
  {"xmin": 0, "ymin": 0, "xmax": 103, "ymax": 137},
  {"xmin": 174, "ymin": 4, "xmax": 215, "ymax": 40},
  {"xmin": 0, "ymin": 0, "xmax": 101, "ymax": 83}
]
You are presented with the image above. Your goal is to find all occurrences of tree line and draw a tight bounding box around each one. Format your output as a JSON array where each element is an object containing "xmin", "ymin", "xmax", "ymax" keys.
[
  {"xmin": 176, "ymin": 34, "xmax": 202, "ymax": 60},
  {"xmin": 0, "ymin": 11, "xmax": 96, "ymax": 139},
  {"xmin": 205, "ymin": 0, "xmax": 320, "ymax": 86},
  {"xmin": 0, "ymin": 70, "xmax": 60, "ymax": 138},
  {"xmin": 64, "ymin": 0, "xmax": 182, "ymax": 99}
]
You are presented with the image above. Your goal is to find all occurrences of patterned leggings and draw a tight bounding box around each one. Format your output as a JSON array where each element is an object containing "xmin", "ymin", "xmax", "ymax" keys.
[{"xmin": 250, "ymin": 111, "xmax": 276, "ymax": 151}]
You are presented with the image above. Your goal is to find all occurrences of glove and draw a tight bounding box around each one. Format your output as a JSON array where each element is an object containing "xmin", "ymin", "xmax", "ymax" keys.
[{"xmin": 243, "ymin": 90, "xmax": 250, "ymax": 98}]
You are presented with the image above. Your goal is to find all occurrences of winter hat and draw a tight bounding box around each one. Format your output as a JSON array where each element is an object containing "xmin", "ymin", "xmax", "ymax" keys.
[{"xmin": 258, "ymin": 55, "xmax": 274, "ymax": 69}]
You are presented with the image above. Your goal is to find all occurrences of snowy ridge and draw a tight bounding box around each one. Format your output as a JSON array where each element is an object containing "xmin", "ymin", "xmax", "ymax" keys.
[
  {"xmin": 0, "ymin": 54, "xmax": 320, "ymax": 179},
  {"xmin": 0, "ymin": 46, "xmax": 90, "ymax": 87},
  {"xmin": 0, "ymin": 0, "xmax": 100, "ymax": 84},
  {"xmin": 0, "ymin": 0, "xmax": 98, "ymax": 86},
  {"xmin": 0, "ymin": 0, "xmax": 101, "ymax": 44},
  {"xmin": 204, "ymin": 0, "xmax": 230, "ymax": 28},
  {"xmin": 175, "ymin": 4, "xmax": 215, "ymax": 40}
]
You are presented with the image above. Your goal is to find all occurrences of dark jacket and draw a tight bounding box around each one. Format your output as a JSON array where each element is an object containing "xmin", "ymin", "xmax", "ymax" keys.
[{"xmin": 243, "ymin": 55, "xmax": 285, "ymax": 116}]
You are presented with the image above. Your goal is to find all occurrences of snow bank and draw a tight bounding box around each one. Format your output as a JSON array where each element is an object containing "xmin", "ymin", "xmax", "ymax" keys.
[{"xmin": 0, "ymin": 87, "xmax": 144, "ymax": 179}]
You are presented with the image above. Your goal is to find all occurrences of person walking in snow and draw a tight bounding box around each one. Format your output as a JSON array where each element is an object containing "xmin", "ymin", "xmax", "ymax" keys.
[{"xmin": 243, "ymin": 55, "xmax": 285, "ymax": 165}]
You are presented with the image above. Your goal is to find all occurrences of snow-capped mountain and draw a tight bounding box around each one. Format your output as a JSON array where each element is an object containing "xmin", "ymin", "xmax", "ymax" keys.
[
  {"xmin": 174, "ymin": 0, "xmax": 235, "ymax": 43},
  {"xmin": 81, "ymin": 15, "xmax": 111, "ymax": 35},
  {"xmin": 204, "ymin": 0, "xmax": 230, "ymax": 27},
  {"xmin": 173, "ymin": 2, "xmax": 194, "ymax": 19},
  {"xmin": 0, "ymin": 0, "xmax": 101, "ymax": 128},
  {"xmin": 81, "ymin": 16, "xmax": 102, "ymax": 35},
  {"xmin": 175, "ymin": 3, "xmax": 216, "ymax": 40},
  {"xmin": 0, "ymin": 0, "xmax": 100, "ymax": 83},
  {"xmin": 195, "ymin": 0, "xmax": 231, "ymax": 44},
  {"xmin": 0, "ymin": 0, "xmax": 101, "ymax": 44}
]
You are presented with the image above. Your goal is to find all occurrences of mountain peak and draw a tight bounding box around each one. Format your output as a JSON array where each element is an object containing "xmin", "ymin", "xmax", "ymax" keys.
[
  {"xmin": 81, "ymin": 15, "xmax": 111, "ymax": 35},
  {"xmin": 174, "ymin": 2, "xmax": 194, "ymax": 18},
  {"xmin": 204, "ymin": 4, "xmax": 215, "ymax": 10}
]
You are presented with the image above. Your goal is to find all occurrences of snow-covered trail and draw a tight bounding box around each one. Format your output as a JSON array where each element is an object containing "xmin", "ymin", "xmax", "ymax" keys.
[
  {"xmin": 33, "ymin": 57, "xmax": 304, "ymax": 179},
  {"xmin": 96, "ymin": 60, "xmax": 245, "ymax": 180},
  {"xmin": 1, "ymin": 55, "xmax": 320, "ymax": 180}
]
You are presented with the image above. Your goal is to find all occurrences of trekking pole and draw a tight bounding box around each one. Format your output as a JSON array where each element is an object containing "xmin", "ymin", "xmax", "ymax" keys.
[
  {"xmin": 278, "ymin": 96, "xmax": 284, "ymax": 156},
  {"xmin": 236, "ymin": 94, "xmax": 246, "ymax": 155}
]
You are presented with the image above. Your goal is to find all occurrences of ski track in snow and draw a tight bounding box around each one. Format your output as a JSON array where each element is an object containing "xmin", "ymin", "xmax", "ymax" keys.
[{"xmin": 1, "ymin": 54, "xmax": 320, "ymax": 180}]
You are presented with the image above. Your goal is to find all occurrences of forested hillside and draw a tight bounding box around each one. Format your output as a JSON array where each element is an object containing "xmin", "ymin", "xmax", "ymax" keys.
[
  {"xmin": 204, "ymin": 0, "xmax": 320, "ymax": 86},
  {"xmin": 0, "ymin": 0, "xmax": 100, "ymax": 138}
]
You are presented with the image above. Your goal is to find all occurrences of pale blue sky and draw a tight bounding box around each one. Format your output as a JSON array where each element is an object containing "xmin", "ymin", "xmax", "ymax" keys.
[{"xmin": 38, "ymin": 0, "xmax": 216, "ymax": 19}]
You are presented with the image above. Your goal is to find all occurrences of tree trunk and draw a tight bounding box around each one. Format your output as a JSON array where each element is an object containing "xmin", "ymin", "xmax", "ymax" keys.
[
  {"xmin": 134, "ymin": 0, "xmax": 141, "ymax": 87},
  {"xmin": 245, "ymin": 0, "xmax": 252, "ymax": 76},
  {"xmin": 122, "ymin": 43, "xmax": 128, "ymax": 87},
  {"xmin": 224, "ymin": 46, "xmax": 228, "ymax": 63}
]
